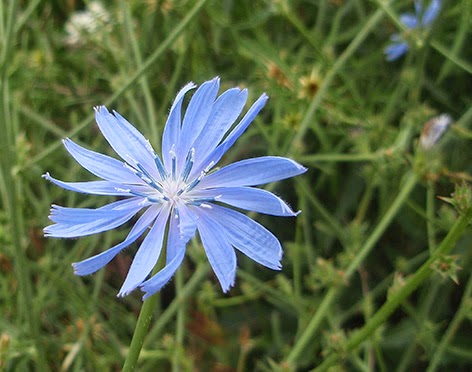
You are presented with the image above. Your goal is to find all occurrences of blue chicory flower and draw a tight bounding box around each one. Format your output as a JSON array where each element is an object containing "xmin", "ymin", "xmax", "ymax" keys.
[
  {"xmin": 384, "ymin": 0, "xmax": 441, "ymax": 61},
  {"xmin": 44, "ymin": 77, "xmax": 307, "ymax": 299}
]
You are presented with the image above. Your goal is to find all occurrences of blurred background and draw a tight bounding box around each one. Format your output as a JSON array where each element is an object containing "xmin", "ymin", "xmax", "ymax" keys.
[{"xmin": 1, "ymin": 0, "xmax": 471, "ymax": 370}]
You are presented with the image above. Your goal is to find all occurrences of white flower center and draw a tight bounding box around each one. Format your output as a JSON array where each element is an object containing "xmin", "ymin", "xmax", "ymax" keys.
[{"xmin": 123, "ymin": 146, "xmax": 214, "ymax": 208}]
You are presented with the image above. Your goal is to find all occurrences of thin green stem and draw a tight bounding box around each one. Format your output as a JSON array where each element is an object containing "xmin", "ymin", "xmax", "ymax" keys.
[
  {"xmin": 296, "ymin": 177, "xmax": 346, "ymax": 242},
  {"xmin": 122, "ymin": 287, "xmax": 161, "ymax": 371},
  {"xmin": 431, "ymin": 40, "xmax": 472, "ymax": 76},
  {"xmin": 314, "ymin": 206, "xmax": 472, "ymax": 371},
  {"xmin": 426, "ymin": 181, "xmax": 436, "ymax": 253},
  {"xmin": 286, "ymin": 0, "xmax": 393, "ymax": 155},
  {"xmin": 282, "ymin": 4, "xmax": 327, "ymax": 66},
  {"xmin": 297, "ymin": 151, "xmax": 386, "ymax": 164},
  {"xmin": 284, "ymin": 171, "xmax": 418, "ymax": 365},
  {"xmin": 395, "ymin": 279, "xmax": 440, "ymax": 372},
  {"xmin": 345, "ymin": 172, "xmax": 418, "ymax": 278},
  {"xmin": 119, "ymin": 0, "xmax": 158, "ymax": 142},
  {"xmin": 426, "ymin": 270, "xmax": 472, "ymax": 372},
  {"xmin": 172, "ymin": 267, "xmax": 186, "ymax": 371}
]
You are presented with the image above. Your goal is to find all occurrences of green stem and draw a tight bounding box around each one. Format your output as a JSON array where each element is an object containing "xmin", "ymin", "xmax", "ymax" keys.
[
  {"xmin": 119, "ymin": 0, "xmax": 158, "ymax": 142},
  {"xmin": 298, "ymin": 151, "xmax": 386, "ymax": 164},
  {"xmin": 122, "ymin": 241, "xmax": 170, "ymax": 372},
  {"xmin": 314, "ymin": 207, "xmax": 472, "ymax": 371},
  {"xmin": 426, "ymin": 181, "xmax": 436, "ymax": 253},
  {"xmin": 286, "ymin": 0, "xmax": 393, "ymax": 155},
  {"xmin": 427, "ymin": 270, "xmax": 472, "ymax": 372},
  {"xmin": 122, "ymin": 289, "xmax": 161, "ymax": 371},
  {"xmin": 172, "ymin": 267, "xmax": 186, "ymax": 371},
  {"xmin": 284, "ymin": 171, "xmax": 418, "ymax": 365}
]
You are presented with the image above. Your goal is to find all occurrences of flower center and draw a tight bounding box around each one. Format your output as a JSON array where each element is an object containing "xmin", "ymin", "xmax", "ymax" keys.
[{"xmin": 123, "ymin": 146, "xmax": 214, "ymax": 208}]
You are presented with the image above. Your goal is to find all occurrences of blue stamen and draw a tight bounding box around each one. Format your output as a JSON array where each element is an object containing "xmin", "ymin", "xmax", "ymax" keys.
[
  {"xmin": 183, "ymin": 161, "xmax": 214, "ymax": 193},
  {"xmin": 145, "ymin": 139, "xmax": 169, "ymax": 180},
  {"xmin": 170, "ymin": 146, "xmax": 177, "ymax": 181},
  {"xmin": 181, "ymin": 148, "xmax": 195, "ymax": 183},
  {"xmin": 154, "ymin": 153, "xmax": 168, "ymax": 180},
  {"xmin": 186, "ymin": 197, "xmax": 216, "ymax": 206},
  {"xmin": 183, "ymin": 171, "xmax": 204, "ymax": 193},
  {"xmin": 136, "ymin": 163, "xmax": 164, "ymax": 192}
]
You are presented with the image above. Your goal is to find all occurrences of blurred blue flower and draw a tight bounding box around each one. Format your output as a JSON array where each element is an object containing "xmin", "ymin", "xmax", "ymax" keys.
[
  {"xmin": 385, "ymin": 0, "xmax": 441, "ymax": 61},
  {"xmin": 44, "ymin": 77, "xmax": 306, "ymax": 299}
]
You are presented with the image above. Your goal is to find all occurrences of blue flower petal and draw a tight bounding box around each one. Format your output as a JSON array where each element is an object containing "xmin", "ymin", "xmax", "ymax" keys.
[
  {"xmin": 45, "ymin": 79, "xmax": 307, "ymax": 299},
  {"xmin": 72, "ymin": 206, "xmax": 159, "ymax": 275},
  {"xmin": 384, "ymin": 41, "xmax": 409, "ymax": 61},
  {"xmin": 422, "ymin": 0, "xmax": 441, "ymax": 26},
  {"xmin": 139, "ymin": 210, "xmax": 188, "ymax": 299},
  {"xmin": 44, "ymin": 209, "xmax": 138, "ymax": 238},
  {"xmin": 219, "ymin": 93, "xmax": 268, "ymax": 152},
  {"xmin": 207, "ymin": 205, "xmax": 282, "ymax": 270},
  {"xmin": 177, "ymin": 78, "xmax": 220, "ymax": 171},
  {"xmin": 94, "ymin": 106, "xmax": 158, "ymax": 178},
  {"xmin": 400, "ymin": 13, "xmax": 418, "ymax": 28},
  {"xmin": 43, "ymin": 172, "xmax": 130, "ymax": 196},
  {"xmin": 140, "ymin": 244, "xmax": 186, "ymax": 299},
  {"xmin": 414, "ymin": 0, "xmax": 422, "ymax": 15},
  {"xmin": 63, "ymin": 138, "xmax": 142, "ymax": 183},
  {"xmin": 45, "ymin": 198, "xmax": 144, "ymax": 238},
  {"xmin": 162, "ymin": 82, "xmax": 196, "ymax": 169},
  {"xmin": 118, "ymin": 204, "xmax": 171, "ymax": 296},
  {"xmin": 174, "ymin": 201, "xmax": 198, "ymax": 247},
  {"xmin": 192, "ymin": 88, "xmax": 248, "ymax": 169},
  {"xmin": 48, "ymin": 197, "xmax": 142, "ymax": 223},
  {"xmin": 195, "ymin": 208, "xmax": 236, "ymax": 292},
  {"xmin": 195, "ymin": 94, "xmax": 268, "ymax": 176},
  {"xmin": 198, "ymin": 156, "xmax": 306, "ymax": 188},
  {"xmin": 192, "ymin": 187, "xmax": 298, "ymax": 216}
]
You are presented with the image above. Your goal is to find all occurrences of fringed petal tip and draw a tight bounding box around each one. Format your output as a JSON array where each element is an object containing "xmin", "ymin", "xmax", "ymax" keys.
[
  {"xmin": 93, "ymin": 105, "xmax": 108, "ymax": 114},
  {"xmin": 140, "ymin": 277, "xmax": 175, "ymax": 300},
  {"xmin": 42, "ymin": 227, "xmax": 54, "ymax": 237},
  {"xmin": 116, "ymin": 281, "xmax": 144, "ymax": 298},
  {"xmin": 71, "ymin": 262, "xmax": 89, "ymax": 276},
  {"xmin": 116, "ymin": 291, "xmax": 126, "ymax": 298},
  {"xmin": 221, "ymin": 264, "xmax": 237, "ymax": 293},
  {"xmin": 141, "ymin": 287, "xmax": 162, "ymax": 301},
  {"xmin": 220, "ymin": 275, "xmax": 236, "ymax": 293},
  {"xmin": 221, "ymin": 284, "xmax": 234, "ymax": 294}
]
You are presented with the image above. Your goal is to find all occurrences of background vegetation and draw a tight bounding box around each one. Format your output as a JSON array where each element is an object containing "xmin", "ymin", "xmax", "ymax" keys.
[{"xmin": 1, "ymin": 0, "xmax": 471, "ymax": 370}]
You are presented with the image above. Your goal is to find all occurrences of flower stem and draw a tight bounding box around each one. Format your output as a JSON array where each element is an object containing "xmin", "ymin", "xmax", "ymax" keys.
[
  {"xmin": 122, "ymin": 245, "xmax": 167, "ymax": 371},
  {"xmin": 122, "ymin": 288, "xmax": 160, "ymax": 372},
  {"xmin": 172, "ymin": 267, "xmax": 186, "ymax": 371},
  {"xmin": 314, "ymin": 205, "xmax": 472, "ymax": 371}
]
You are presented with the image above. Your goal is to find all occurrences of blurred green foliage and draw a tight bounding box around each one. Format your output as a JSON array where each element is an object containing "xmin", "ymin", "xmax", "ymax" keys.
[{"xmin": 1, "ymin": 0, "xmax": 472, "ymax": 370}]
